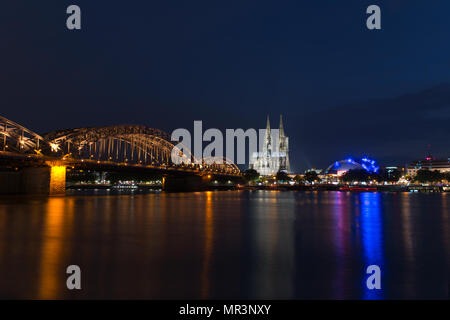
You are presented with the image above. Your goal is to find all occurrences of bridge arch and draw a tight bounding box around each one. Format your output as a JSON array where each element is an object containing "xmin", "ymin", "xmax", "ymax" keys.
[
  {"xmin": 0, "ymin": 115, "xmax": 241, "ymax": 175},
  {"xmin": 201, "ymin": 156, "xmax": 240, "ymax": 175},
  {"xmin": 0, "ymin": 115, "xmax": 48, "ymax": 153},
  {"xmin": 43, "ymin": 124, "xmax": 194, "ymax": 167}
]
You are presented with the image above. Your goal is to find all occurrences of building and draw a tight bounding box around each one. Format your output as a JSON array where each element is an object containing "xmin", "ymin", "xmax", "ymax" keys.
[
  {"xmin": 406, "ymin": 157, "xmax": 450, "ymax": 176},
  {"xmin": 324, "ymin": 157, "xmax": 379, "ymax": 176},
  {"xmin": 250, "ymin": 115, "xmax": 290, "ymax": 176},
  {"xmin": 384, "ymin": 166, "xmax": 405, "ymax": 179}
]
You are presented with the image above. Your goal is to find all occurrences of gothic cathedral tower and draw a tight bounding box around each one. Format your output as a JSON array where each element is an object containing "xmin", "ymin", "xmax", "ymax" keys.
[
  {"xmin": 278, "ymin": 115, "xmax": 290, "ymax": 173},
  {"xmin": 250, "ymin": 115, "xmax": 290, "ymax": 175}
]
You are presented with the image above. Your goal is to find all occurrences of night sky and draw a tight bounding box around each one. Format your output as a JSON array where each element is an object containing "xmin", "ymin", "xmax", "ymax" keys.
[{"xmin": 2, "ymin": 0, "xmax": 450, "ymax": 171}]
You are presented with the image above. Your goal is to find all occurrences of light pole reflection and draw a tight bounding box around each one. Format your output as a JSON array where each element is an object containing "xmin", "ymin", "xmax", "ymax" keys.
[
  {"xmin": 359, "ymin": 192, "xmax": 385, "ymax": 300},
  {"xmin": 248, "ymin": 191, "xmax": 295, "ymax": 298},
  {"xmin": 201, "ymin": 191, "xmax": 214, "ymax": 298},
  {"xmin": 38, "ymin": 197, "xmax": 75, "ymax": 299}
]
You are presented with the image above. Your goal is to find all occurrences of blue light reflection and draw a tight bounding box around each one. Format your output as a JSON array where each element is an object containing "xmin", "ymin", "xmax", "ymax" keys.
[{"xmin": 359, "ymin": 192, "xmax": 385, "ymax": 300}]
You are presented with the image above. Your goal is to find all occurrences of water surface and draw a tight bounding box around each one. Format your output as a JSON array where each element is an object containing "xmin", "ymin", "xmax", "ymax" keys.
[{"xmin": 0, "ymin": 190, "xmax": 448, "ymax": 299}]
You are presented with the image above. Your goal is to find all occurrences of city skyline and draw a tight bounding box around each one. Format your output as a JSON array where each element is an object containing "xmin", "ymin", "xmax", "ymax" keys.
[{"xmin": 2, "ymin": 83, "xmax": 450, "ymax": 173}]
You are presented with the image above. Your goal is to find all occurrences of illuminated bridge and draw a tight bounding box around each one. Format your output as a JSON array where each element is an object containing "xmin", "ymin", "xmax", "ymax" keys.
[{"xmin": 0, "ymin": 115, "xmax": 241, "ymax": 194}]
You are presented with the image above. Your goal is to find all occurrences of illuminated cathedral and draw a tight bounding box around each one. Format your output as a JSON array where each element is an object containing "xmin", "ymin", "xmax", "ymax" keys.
[{"xmin": 250, "ymin": 115, "xmax": 290, "ymax": 176}]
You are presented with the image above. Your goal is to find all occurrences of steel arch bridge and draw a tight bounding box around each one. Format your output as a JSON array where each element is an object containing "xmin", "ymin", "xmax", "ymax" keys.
[
  {"xmin": 43, "ymin": 124, "xmax": 191, "ymax": 167},
  {"xmin": 0, "ymin": 115, "xmax": 240, "ymax": 175},
  {"xmin": 201, "ymin": 156, "xmax": 240, "ymax": 175},
  {"xmin": 0, "ymin": 115, "xmax": 48, "ymax": 153}
]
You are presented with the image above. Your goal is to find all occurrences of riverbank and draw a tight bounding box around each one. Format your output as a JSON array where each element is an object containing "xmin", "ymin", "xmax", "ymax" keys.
[
  {"xmin": 237, "ymin": 184, "xmax": 449, "ymax": 193},
  {"xmin": 67, "ymin": 183, "xmax": 449, "ymax": 193}
]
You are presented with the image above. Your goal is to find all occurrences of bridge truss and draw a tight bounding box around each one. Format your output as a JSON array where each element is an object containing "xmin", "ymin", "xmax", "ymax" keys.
[
  {"xmin": 0, "ymin": 115, "xmax": 48, "ymax": 153},
  {"xmin": 0, "ymin": 116, "xmax": 240, "ymax": 175},
  {"xmin": 43, "ymin": 125, "xmax": 191, "ymax": 167}
]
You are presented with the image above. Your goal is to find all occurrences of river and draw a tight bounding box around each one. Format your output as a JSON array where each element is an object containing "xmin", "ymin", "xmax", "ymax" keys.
[{"xmin": 0, "ymin": 190, "xmax": 448, "ymax": 299}]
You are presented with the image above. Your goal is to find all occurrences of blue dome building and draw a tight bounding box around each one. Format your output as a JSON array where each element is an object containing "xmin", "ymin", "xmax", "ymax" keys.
[{"xmin": 325, "ymin": 158, "xmax": 379, "ymax": 176}]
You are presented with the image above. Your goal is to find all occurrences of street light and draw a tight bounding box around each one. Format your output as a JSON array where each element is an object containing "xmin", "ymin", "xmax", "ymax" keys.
[{"xmin": 50, "ymin": 143, "xmax": 60, "ymax": 152}]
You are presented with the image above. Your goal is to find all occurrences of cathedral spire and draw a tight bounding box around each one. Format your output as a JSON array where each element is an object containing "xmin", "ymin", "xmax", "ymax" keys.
[
  {"xmin": 279, "ymin": 114, "xmax": 285, "ymax": 138},
  {"xmin": 263, "ymin": 115, "xmax": 271, "ymax": 152},
  {"xmin": 252, "ymin": 115, "xmax": 290, "ymax": 175}
]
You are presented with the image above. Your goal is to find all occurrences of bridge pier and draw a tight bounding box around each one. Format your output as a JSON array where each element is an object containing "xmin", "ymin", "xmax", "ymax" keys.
[
  {"xmin": 48, "ymin": 165, "xmax": 67, "ymax": 195},
  {"xmin": 162, "ymin": 175, "xmax": 210, "ymax": 192},
  {"xmin": 0, "ymin": 165, "xmax": 66, "ymax": 196},
  {"xmin": 0, "ymin": 171, "xmax": 21, "ymax": 194},
  {"xmin": 21, "ymin": 166, "xmax": 66, "ymax": 195},
  {"xmin": 21, "ymin": 167, "xmax": 53, "ymax": 195}
]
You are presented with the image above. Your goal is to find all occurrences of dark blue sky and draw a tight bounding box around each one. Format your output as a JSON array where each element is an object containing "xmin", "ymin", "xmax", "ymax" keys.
[{"xmin": 2, "ymin": 0, "xmax": 450, "ymax": 171}]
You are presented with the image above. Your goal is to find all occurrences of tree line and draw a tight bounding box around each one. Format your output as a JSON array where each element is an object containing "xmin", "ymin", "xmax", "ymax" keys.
[{"xmin": 243, "ymin": 168, "xmax": 450, "ymax": 184}]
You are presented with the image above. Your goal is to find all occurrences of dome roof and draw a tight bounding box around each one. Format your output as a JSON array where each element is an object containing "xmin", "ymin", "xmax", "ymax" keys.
[{"xmin": 326, "ymin": 159, "xmax": 364, "ymax": 173}]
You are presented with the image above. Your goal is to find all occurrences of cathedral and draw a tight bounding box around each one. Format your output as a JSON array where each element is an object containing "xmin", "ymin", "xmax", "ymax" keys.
[{"xmin": 250, "ymin": 115, "xmax": 290, "ymax": 176}]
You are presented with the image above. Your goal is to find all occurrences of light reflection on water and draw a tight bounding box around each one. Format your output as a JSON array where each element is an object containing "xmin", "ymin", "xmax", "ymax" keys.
[
  {"xmin": 38, "ymin": 198, "xmax": 68, "ymax": 299},
  {"xmin": 0, "ymin": 190, "xmax": 448, "ymax": 299},
  {"xmin": 359, "ymin": 193, "xmax": 384, "ymax": 300},
  {"xmin": 200, "ymin": 191, "xmax": 213, "ymax": 298}
]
